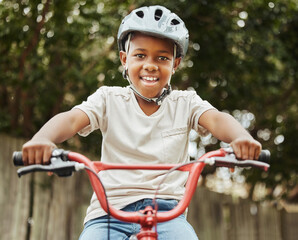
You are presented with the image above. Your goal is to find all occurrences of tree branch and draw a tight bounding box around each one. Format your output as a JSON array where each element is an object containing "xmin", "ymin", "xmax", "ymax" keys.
[{"xmin": 12, "ymin": 0, "xmax": 52, "ymax": 133}]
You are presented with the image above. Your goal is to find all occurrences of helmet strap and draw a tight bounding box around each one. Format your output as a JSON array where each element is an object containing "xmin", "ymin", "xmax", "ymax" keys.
[{"xmin": 129, "ymin": 83, "xmax": 172, "ymax": 106}]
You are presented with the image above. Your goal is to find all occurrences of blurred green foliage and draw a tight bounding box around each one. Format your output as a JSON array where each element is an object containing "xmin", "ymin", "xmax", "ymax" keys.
[{"xmin": 0, "ymin": 0, "xmax": 297, "ymax": 201}]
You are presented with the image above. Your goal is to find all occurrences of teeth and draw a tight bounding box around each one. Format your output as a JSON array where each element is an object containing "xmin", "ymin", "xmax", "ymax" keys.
[{"xmin": 142, "ymin": 76, "xmax": 158, "ymax": 81}]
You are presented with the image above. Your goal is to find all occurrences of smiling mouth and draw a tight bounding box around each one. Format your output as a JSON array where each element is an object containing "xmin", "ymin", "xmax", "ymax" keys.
[{"xmin": 140, "ymin": 76, "xmax": 159, "ymax": 82}]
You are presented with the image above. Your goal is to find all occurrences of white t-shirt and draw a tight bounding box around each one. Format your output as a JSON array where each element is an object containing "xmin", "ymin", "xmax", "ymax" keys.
[{"xmin": 74, "ymin": 86, "xmax": 215, "ymax": 223}]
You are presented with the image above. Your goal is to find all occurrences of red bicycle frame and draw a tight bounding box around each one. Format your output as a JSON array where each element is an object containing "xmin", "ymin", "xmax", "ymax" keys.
[{"xmin": 66, "ymin": 148, "xmax": 258, "ymax": 240}]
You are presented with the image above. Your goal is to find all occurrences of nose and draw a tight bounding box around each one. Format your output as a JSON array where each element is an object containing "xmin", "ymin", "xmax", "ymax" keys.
[{"xmin": 143, "ymin": 61, "xmax": 158, "ymax": 72}]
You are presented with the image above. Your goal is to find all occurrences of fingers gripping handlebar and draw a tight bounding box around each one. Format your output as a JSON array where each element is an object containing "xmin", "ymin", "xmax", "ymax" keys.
[
  {"xmin": 210, "ymin": 148, "xmax": 270, "ymax": 171},
  {"xmin": 13, "ymin": 149, "xmax": 85, "ymax": 177},
  {"xmin": 221, "ymin": 147, "xmax": 270, "ymax": 163},
  {"xmin": 13, "ymin": 149, "xmax": 69, "ymax": 166}
]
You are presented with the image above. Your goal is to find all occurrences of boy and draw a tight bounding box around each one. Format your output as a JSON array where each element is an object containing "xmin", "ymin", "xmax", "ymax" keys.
[{"xmin": 22, "ymin": 5, "xmax": 261, "ymax": 240}]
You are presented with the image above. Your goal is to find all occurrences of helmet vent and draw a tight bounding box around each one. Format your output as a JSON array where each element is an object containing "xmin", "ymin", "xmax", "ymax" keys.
[
  {"xmin": 154, "ymin": 9, "xmax": 163, "ymax": 21},
  {"xmin": 135, "ymin": 10, "xmax": 144, "ymax": 18},
  {"xmin": 171, "ymin": 19, "xmax": 180, "ymax": 25}
]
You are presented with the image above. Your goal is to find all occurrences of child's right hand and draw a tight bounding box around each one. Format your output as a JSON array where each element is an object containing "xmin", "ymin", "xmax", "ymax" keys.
[{"xmin": 22, "ymin": 138, "xmax": 57, "ymax": 165}]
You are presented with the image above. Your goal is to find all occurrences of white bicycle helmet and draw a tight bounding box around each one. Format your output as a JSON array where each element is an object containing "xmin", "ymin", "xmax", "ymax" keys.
[
  {"xmin": 118, "ymin": 5, "xmax": 189, "ymax": 58},
  {"xmin": 117, "ymin": 6, "xmax": 189, "ymax": 105}
]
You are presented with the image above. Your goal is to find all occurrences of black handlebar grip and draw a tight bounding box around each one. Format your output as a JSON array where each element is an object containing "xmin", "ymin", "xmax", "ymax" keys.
[
  {"xmin": 13, "ymin": 151, "xmax": 24, "ymax": 166},
  {"xmin": 258, "ymin": 150, "xmax": 270, "ymax": 163}
]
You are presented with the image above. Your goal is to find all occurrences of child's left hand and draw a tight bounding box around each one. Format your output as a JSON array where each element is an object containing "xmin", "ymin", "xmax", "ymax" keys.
[{"xmin": 230, "ymin": 137, "xmax": 262, "ymax": 160}]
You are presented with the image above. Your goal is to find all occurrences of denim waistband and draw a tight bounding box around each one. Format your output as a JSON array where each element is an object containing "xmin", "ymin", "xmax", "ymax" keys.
[{"xmin": 121, "ymin": 198, "xmax": 179, "ymax": 212}]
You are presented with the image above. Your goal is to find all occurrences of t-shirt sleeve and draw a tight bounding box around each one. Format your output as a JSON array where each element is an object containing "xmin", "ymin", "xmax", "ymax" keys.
[
  {"xmin": 189, "ymin": 92, "xmax": 216, "ymax": 136},
  {"xmin": 72, "ymin": 87, "xmax": 107, "ymax": 136}
]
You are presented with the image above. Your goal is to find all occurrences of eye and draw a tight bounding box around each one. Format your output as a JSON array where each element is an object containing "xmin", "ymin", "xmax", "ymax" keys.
[
  {"xmin": 135, "ymin": 54, "xmax": 145, "ymax": 59},
  {"xmin": 158, "ymin": 56, "xmax": 170, "ymax": 61}
]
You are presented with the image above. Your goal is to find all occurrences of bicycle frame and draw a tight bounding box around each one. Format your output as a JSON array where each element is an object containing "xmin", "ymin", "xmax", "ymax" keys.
[{"xmin": 66, "ymin": 148, "xmax": 232, "ymax": 240}]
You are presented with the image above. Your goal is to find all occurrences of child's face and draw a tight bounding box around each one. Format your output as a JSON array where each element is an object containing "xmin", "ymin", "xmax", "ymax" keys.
[{"xmin": 120, "ymin": 32, "xmax": 181, "ymax": 99}]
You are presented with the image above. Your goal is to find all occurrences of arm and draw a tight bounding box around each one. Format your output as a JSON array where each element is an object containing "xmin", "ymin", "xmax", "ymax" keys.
[
  {"xmin": 22, "ymin": 108, "xmax": 90, "ymax": 165},
  {"xmin": 199, "ymin": 109, "xmax": 261, "ymax": 160}
]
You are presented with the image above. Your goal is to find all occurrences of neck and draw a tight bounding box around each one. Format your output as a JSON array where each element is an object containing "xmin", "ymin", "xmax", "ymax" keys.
[{"xmin": 135, "ymin": 94, "xmax": 160, "ymax": 116}]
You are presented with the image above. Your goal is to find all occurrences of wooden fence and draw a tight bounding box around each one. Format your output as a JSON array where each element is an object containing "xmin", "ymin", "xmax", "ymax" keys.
[
  {"xmin": 1, "ymin": 133, "xmax": 297, "ymax": 240},
  {"xmin": 188, "ymin": 188, "xmax": 298, "ymax": 240}
]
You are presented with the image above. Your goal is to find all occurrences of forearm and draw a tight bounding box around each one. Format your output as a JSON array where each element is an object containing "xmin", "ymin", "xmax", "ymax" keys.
[
  {"xmin": 23, "ymin": 108, "xmax": 89, "ymax": 165},
  {"xmin": 199, "ymin": 110, "xmax": 261, "ymax": 159},
  {"xmin": 32, "ymin": 111, "xmax": 81, "ymax": 144},
  {"xmin": 207, "ymin": 111, "xmax": 253, "ymax": 143}
]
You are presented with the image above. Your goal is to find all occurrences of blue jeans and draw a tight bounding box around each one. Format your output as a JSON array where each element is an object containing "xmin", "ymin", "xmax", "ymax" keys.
[{"xmin": 79, "ymin": 198, "xmax": 198, "ymax": 240}]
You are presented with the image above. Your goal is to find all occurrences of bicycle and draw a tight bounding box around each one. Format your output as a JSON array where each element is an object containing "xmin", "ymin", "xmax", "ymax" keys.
[{"xmin": 13, "ymin": 147, "xmax": 270, "ymax": 240}]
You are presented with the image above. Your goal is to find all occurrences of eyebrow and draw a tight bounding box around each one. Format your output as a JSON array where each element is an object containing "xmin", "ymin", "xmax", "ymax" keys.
[{"xmin": 133, "ymin": 48, "xmax": 172, "ymax": 54}]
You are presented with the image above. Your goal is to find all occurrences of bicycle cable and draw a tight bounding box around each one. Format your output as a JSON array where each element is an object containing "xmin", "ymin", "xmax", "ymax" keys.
[
  {"xmin": 84, "ymin": 166, "xmax": 111, "ymax": 240},
  {"xmin": 152, "ymin": 160, "xmax": 205, "ymax": 208}
]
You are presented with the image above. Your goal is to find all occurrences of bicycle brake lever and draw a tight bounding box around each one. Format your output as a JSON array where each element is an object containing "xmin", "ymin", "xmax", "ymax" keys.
[
  {"xmin": 207, "ymin": 156, "xmax": 270, "ymax": 171},
  {"xmin": 17, "ymin": 157, "xmax": 84, "ymax": 178}
]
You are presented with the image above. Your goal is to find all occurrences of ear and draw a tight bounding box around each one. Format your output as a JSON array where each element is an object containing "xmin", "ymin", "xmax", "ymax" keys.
[
  {"xmin": 119, "ymin": 51, "xmax": 127, "ymax": 68},
  {"xmin": 173, "ymin": 57, "xmax": 181, "ymax": 72}
]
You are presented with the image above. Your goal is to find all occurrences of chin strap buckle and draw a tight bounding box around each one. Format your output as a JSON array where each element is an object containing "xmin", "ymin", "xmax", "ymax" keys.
[{"xmin": 130, "ymin": 84, "xmax": 172, "ymax": 105}]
